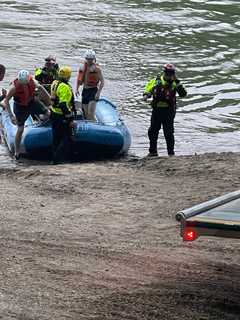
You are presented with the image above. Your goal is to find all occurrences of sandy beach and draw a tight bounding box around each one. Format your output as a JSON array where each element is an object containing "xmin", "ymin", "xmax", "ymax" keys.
[{"xmin": 0, "ymin": 152, "xmax": 239, "ymax": 319}]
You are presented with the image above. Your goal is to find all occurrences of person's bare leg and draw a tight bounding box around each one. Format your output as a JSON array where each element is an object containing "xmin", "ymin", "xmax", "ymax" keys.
[
  {"xmin": 15, "ymin": 125, "xmax": 24, "ymax": 157},
  {"xmin": 88, "ymin": 101, "xmax": 97, "ymax": 122},
  {"xmin": 82, "ymin": 104, "xmax": 89, "ymax": 119}
]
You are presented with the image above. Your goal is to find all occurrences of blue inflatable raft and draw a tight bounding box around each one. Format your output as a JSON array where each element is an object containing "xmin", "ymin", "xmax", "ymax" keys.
[{"xmin": 0, "ymin": 98, "xmax": 131, "ymax": 160}]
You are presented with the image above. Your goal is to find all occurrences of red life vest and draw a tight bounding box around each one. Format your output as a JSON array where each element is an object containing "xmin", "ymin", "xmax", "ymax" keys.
[
  {"xmin": 77, "ymin": 62, "xmax": 100, "ymax": 87},
  {"xmin": 13, "ymin": 76, "xmax": 36, "ymax": 106}
]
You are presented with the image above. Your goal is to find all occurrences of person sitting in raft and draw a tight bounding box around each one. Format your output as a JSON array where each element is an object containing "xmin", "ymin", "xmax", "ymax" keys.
[
  {"xmin": 35, "ymin": 55, "xmax": 59, "ymax": 93},
  {"xmin": 75, "ymin": 50, "xmax": 104, "ymax": 121},
  {"xmin": 3, "ymin": 70, "xmax": 51, "ymax": 160}
]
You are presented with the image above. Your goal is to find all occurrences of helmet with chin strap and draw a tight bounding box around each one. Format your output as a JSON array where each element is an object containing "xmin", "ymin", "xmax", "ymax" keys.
[
  {"xmin": 45, "ymin": 55, "xmax": 56, "ymax": 63},
  {"xmin": 18, "ymin": 70, "xmax": 30, "ymax": 84},
  {"xmin": 84, "ymin": 49, "xmax": 96, "ymax": 60},
  {"xmin": 58, "ymin": 66, "xmax": 72, "ymax": 80},
  {"xmin": 163, "ymin": 63, "xmax": 176, "ymax": 75}
]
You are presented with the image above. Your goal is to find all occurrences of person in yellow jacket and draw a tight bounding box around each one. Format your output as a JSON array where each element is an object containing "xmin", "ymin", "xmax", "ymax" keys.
[
  {"xmin": 50, "ymin": 66, "xmax": 76, "ymax": 164},
  {"xmin": 35, "ymin": 55, "xmax": 59, "ymax": 93},
  {"xmin": 143, "ymin": 63, "xmax": 187, "ymax": 157}
]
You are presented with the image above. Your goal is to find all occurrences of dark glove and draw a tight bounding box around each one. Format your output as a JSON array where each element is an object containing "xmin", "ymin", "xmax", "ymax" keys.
[{"xmin": 176, "ymin": 80, "xmax": 187, "ymax": 97}]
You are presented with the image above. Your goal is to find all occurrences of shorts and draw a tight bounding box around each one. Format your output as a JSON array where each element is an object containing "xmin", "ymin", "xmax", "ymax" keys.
[
  {"xmin": 14, "ymin": 100, "xmax": 48, "ymax": 126},
  {"xmin": 82, "ymin": 87, "xmax": 98, "ymax": 105}
]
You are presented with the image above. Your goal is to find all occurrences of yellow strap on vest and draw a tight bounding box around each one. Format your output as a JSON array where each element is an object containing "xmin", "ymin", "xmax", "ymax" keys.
[{"xmin": 161, "ymin": 75, "xmax": 177, "ymax": 89}]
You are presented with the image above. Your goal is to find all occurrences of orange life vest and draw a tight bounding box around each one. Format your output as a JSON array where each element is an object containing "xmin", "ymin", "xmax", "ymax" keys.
[
  {"xmin": 77, "ymin": 62, "xmax": 100, "ymax": 87},
  {"xmin": 13, "ymin": 76, "xmax": 36, "ymax": 106}
]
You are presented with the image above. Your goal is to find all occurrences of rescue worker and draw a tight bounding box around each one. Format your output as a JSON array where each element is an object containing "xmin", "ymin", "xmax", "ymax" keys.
[
  {"xmin": 3, "ymin": 70, "xmax": 51, "ymax": 160},
  {"xmin": 0, "ymin": 64, "xmax": 7, "ymax": 102},
  {"xmin": 35, "ymin": 55, "xmax": 59, "ymax": 93},
  {"xmin": 75, "ymin": 50, "xmax": 104, "ymax": 121},
  {"xmin": 50, "ymin": 66, "xmax": 76, "ymax": 164},
  {"xmin": 0, "ymin": 64, "xmax": 6, "ymax": 144},
  {"xmin": 143, "ymin": 63, "xmax": 187, "ymax": 157}
]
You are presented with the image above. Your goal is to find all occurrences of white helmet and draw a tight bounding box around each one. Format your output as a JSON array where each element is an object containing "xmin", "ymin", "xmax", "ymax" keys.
[
  {"xmin": 84, "ymin": 49, "xmax": 96, "ymax": 60},
  {"xmin": 18, "ymin": 70, "xmax": 30, "ymax": 83}
]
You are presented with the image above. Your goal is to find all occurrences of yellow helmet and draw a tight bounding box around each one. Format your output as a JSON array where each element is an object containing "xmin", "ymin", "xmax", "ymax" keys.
[{"xmin": 58, "ymin": 66, "xmax": 72, "ymax": 80}]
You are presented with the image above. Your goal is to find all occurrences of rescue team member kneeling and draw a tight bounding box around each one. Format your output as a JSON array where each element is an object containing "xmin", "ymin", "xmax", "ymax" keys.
[
  {"xmin": 3, "ymin": 70, "xmax": 51, "ymax": 160},
  {"xmin": 50, "ymin": 66, "xmax": 76, "ymax": 165},
  {"xmin": 143, "ymin": 64, "xmax": 187, "ymax": 157}
]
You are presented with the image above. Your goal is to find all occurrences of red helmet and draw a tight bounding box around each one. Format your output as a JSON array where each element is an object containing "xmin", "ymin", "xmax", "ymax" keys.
[{"xmin": 163, "ymin": 63, "xmax": 176, "ymax": 74}]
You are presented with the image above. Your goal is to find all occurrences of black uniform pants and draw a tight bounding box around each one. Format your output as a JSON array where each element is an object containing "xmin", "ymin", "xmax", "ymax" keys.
[
  {"xmin": 148, "ymin": 107, "xmax": 175, "ymax": 155},
  {"xmin": 51, "ymin": 113, "xmax": 73, "ymax": 163}
]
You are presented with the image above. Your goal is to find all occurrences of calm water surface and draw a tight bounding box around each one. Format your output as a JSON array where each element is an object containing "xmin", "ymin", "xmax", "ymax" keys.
[{"xmin": 0, "ymin": 0, "xmax": 240, "ymax": 164}]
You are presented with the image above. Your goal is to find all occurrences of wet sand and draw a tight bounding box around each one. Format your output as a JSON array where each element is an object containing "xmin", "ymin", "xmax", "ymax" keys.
[{"xmin": 0, "ymin": 152, "xmax": 239, "ymax": 319}]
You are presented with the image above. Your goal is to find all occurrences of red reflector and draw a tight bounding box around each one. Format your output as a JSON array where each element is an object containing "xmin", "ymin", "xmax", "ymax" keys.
[{"xmin": 183, "ymin": 228, "xmax": 198, "ymax": 241}]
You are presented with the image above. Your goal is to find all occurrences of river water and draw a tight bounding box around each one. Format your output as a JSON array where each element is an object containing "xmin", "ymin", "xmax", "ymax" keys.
[{"xmin": 0, "ymin": 0, "xmax": 240, "ymax": 164}]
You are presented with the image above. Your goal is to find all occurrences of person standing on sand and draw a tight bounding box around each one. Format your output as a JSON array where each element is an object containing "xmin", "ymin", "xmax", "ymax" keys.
[
  {"xmin": 75, "ymin": 50, "xmax": 104, "ymax": 121},
  {"xmin": 0, "ymin": 64, "xmax": 7, "ymax": 102},
  {"xmin": 143, "ymin": 63, "xmax": 187, "ymax": 157},
  {"xmin": 0, "ymin": 64, "xmax": 6, "ymax": 144}
]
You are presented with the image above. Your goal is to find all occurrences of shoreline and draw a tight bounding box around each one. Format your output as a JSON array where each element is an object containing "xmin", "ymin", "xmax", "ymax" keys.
[{"xmin": 0, "ymin": 151, "xmax": 239, "ymax": 319}]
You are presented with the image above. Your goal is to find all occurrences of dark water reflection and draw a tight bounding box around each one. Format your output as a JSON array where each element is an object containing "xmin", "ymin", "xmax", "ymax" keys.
[{"xmin": 0, "ymin": 0, "xmax": 239, "ymax": 162}]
